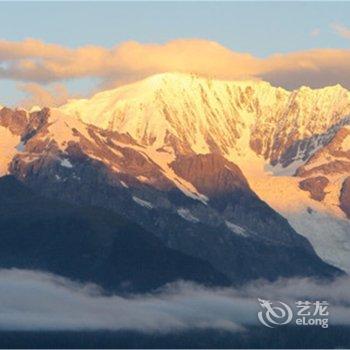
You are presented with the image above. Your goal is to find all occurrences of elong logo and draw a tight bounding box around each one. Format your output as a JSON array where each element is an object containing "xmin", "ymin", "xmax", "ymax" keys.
[
  {"xmin": 258, "ymin": 299, "xmax": 329, "ymax": 328},
  {"xmin": 258, "ymin": 299, "xmax": 293, "ymax": 328}
]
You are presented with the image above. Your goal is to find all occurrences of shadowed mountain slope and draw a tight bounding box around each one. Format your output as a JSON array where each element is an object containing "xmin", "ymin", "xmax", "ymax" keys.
[{"xmin": 0, "ymin": 175, "xmax": 229, "ymax": 293}]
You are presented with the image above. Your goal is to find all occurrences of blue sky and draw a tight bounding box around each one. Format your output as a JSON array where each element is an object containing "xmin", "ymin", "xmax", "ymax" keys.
[
  {"xmin": 2, "ymin": 2, "xmax": 349, "ymax": 55},
  {"xmin": 1, "ymin": 1, "xmax": 350, "ymax": 106}
]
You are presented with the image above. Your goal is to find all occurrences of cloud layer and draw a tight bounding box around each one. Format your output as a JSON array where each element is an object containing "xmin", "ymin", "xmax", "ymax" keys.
[
  {"xmin": 2, "ymin": 38, "xmax": 350, "ymax": 95},
  {"xmin": 1, "ymin": 269, "xmax": 350, "ymax": 332}
]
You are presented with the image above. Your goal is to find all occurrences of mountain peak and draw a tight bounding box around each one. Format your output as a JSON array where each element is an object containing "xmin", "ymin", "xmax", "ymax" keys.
[
  {"xmin": 59, "ymin": 73, "xmax": 350, "ymax": 165},
  {"xmin": 61, "ymin": 72, "xmax": 273, "ymax": 111},
  {"xmin": 132, "ymin": 72, "xmax": 269, "ymax": 89}
]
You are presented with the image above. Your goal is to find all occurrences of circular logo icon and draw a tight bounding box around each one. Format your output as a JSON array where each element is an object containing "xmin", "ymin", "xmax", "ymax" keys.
[{"xmin": 258, "ymin": 298, "xmax": 293, "ymax": 328}]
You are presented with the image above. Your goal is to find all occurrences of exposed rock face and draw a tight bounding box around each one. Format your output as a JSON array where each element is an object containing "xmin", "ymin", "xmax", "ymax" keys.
[
  {"xmin": 0, "ymin": 107, "xmax": 27, "ymax": 135},
  {"xmin": 293, "ymin": 125, "xmax": 350, "ymax": 239},
  {"xmin": 0, "ymin": 107, "xmax": 49, "ymax": 138},
  {"xmin": 299, "ymin": 176, "xmax": 329, "ymax": 201},
  {"xmin": 171, "ymin": 154, "xmax": 249, "ymax": 195},
  {"xmin": 296, "ymin": 126, "xmax": 350, "ymax": 178},
  {"xmin": 340, "ymin": 177, "xmax": 350, "ymax": 218}
]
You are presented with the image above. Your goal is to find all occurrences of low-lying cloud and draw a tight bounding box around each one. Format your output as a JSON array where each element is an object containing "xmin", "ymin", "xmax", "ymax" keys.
[
  {"xmin": 0, "ymin": 269, "xmax": 350, "ymax": 332},
  {"xmin": 2, "ymin": 38, "xmax": 350, "ymax": 95}
]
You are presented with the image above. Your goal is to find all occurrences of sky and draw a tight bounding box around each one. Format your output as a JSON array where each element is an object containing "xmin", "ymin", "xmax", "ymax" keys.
[{"xmin": 1, "ymin": 1, "xmax": 350, "ymax": 107}]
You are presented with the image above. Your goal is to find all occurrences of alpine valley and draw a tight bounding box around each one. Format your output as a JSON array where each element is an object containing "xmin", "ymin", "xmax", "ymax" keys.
[{"xmin": 1, "ymin": 72, "xmax": 349, "ymax": 292}]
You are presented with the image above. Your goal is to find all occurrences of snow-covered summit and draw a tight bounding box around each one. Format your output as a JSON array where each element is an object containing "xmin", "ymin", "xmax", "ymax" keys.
[{"xmin": 60, "ymin": 72, "xmax": 350, "ymax": 166}]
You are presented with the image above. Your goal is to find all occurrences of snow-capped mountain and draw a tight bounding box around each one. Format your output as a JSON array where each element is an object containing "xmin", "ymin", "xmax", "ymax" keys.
[{"xmin": 1, "ymin": 72, "xmax": 349, "ymax": 282}]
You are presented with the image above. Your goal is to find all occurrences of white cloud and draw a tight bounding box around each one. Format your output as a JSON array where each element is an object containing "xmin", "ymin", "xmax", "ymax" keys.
[
  {"xmin": 332, "ymin": 22, "xmax": 350, "ymax": 39},
  {"xmin": 0, "ymin": 269, "xmax": 350, "ymax": 332},
  {"xmin": 2, "ymin": 38, "xmax": 350, "ymax": 95},
  {"xmin": 18, "ymin": 83, "xmax": 77, "ymax": 108},
  {"xmin": 310, "ymin": 28, "xmax": 320, "ymax": 37}
]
